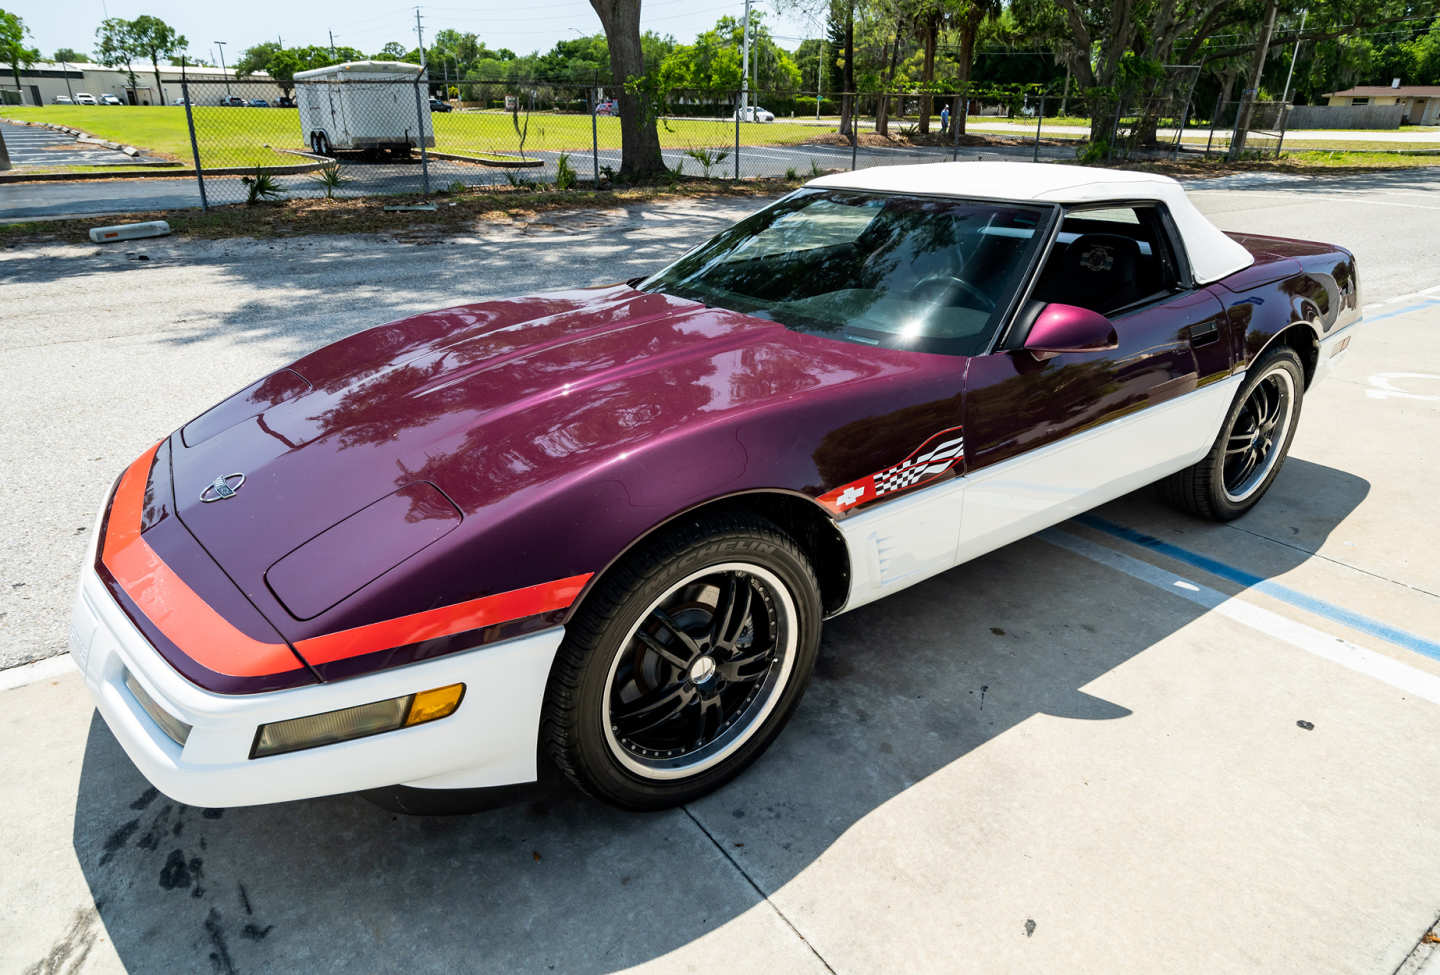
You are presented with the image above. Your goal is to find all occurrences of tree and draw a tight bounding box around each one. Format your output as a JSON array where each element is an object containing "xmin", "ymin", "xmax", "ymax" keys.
[
  {"xmin": 95, "ymin": 17, "xmax": 140, "ymax": 96},
  {"xmin": 237, "ymin": 42, "xmax": 365, "ymax": 97},
  {"xmin": 54, "ymin": 47, "xmax": 89, "ymax": 63},
  {"xmin": 375, "ymin": 42, "xmax": 409, "ymax": 60},
  {"xmin": 0, "ymin": 9, "xmax": 39, "ymax": 93},
  {"xmin": 127, "ymin": 15, "xmax": 187, "ymax": 104},
  {"xmin": 590, "ymin": 0, "xmax": 667, "ymax": 179}
]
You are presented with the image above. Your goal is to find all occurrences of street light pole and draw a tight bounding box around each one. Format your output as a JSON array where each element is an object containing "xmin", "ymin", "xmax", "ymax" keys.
[{"xmin": 214, "ymin": 41, "xmax": 230, "ymax": 95}]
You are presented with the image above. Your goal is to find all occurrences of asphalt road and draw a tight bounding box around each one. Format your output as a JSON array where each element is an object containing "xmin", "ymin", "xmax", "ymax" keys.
[
  {"xmin": 4, "ymin": 169, "xmax": 1440, "ymax": 974},
  {"xmin": 0, "ymin": 139, "xmax": 1075, "ymax": 220}
]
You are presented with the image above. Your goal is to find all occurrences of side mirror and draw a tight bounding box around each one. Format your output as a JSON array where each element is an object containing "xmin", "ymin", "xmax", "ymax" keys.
[{"xmin": 1022, "ymin": 303, "xmax": 1119, "ymax": 360}]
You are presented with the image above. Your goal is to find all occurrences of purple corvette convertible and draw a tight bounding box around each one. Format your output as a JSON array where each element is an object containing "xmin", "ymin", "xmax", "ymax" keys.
[{"xmin": 71, "ymin": 162, "xmax": 1361, "ymax": 810}]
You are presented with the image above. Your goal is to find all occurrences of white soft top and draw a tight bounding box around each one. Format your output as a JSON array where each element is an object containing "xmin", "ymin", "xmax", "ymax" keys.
[
  {"xmin": 809, "ymin": 161, "xmax": 1252, "ymax": 285},
  {"xmin": 294, "ymin": 60, "xmax": 426, "ymax": 81}
]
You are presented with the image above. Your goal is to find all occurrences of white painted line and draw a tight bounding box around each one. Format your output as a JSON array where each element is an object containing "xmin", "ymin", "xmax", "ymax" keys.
[
  {"xmin": 0, "ymin": 653, "xmax": 76, "ymax": 692},
  {"xmin": 1043, "ymin": 529, "xmax": 1440, "ymax": 707}
]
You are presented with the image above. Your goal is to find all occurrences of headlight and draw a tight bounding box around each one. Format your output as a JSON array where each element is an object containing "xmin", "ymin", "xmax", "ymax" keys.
[{"xmin": 250, "ymin": 683, "xmax": 464, "ymax": 759}]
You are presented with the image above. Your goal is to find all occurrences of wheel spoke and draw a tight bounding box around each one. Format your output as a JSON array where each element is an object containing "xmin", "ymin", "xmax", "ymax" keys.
[
  {"xmin": 695, "ymin": 694, "xmax": 724, "ymax": 745},
  {"xmin": 650, "ymin": 609, "xmax": 703, "ymax": 657},
  {"xmin": 634, "ymin": 628, "xmax": 691, "ymax": 671},
  {"xmin": 711, "ymin": 574, "xmax": 753, "ymax": 652},
  {"xmin": 716, "ymin": 648, "xmax": 773, "ymax": 682},
  {"xmin": 614, "ymin": 684, "xmax": 692, "ymax": 737}
]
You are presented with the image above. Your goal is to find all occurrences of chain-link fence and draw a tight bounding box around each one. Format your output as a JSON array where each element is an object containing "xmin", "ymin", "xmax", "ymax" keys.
[{"xmin": 167, "ymin": 75, "xmax": 1319, "ymax": 209}]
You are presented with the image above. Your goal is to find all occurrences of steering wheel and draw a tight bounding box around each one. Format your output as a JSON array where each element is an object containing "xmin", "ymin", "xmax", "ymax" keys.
[{"xmin": 907, "ymin": 272, "xmax": 996, "ymax": 312}]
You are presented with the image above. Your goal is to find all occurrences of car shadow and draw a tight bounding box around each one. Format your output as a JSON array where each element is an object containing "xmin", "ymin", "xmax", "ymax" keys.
[{"xmin": 67, "ymin": 456, "xmax": 1368, "ymax": 973}]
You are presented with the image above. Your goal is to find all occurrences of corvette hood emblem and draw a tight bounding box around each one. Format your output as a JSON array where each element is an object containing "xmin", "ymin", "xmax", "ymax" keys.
[{"xmin": 199, "ymin": 473, "xmax": 246, "ymax": 503}]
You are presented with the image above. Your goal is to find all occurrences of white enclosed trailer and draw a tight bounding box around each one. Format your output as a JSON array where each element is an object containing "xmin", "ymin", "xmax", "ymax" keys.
[{"xmin": 294, "ymin": 61, "xmax": 435, "ymax": 157}]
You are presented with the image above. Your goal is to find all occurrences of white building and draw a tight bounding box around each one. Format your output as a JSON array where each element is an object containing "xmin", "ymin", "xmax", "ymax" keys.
[{"xmin": 5, "ymin": 61, "xmax": 283, "ymax": 107}]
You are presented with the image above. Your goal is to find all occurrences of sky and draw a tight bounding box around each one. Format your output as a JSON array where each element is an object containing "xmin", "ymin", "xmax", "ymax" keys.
[{"xmin": 16, "ymin": 0, "xmax": 824, "ymax": 63}]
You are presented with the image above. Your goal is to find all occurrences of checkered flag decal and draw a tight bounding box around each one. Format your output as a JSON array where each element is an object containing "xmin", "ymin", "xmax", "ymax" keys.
[
  {"xmin": 873, "ymin": 434, "xmax": 965, "ymax": 496},
  {"xmin": 818, "ymin": 426, "xmax": 965, "ymax": 513}
]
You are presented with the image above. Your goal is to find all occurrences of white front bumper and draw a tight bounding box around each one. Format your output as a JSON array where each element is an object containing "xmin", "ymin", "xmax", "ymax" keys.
[{"xmin": 70, "ymin": 564, "xmax": 565, "ymax": 808}]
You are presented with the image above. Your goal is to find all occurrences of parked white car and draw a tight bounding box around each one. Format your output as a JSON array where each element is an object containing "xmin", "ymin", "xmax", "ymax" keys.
[
  {"xmin": 733, "ymin": 105, "xmax": 775, "ymax": 123},
  {"xmin": 54, "ymin": 95, "xmax": 74, "ymax": 104},
  {"xmin": 74, "ymin": 92, "xmax": 97, "ymax": 105},
  {"xmin": 98, "ymin": 93, "xmax": 123, "ymax": 106}
]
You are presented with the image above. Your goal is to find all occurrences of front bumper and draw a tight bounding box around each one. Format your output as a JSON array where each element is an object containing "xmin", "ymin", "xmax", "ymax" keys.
[{"xmin": 70, "ymin": 559, "xmax": 565, "ymax": 808}]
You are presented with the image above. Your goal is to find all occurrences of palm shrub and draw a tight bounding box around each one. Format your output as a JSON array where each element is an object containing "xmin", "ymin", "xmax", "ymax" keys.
[
  {"xmin": 310, "ymin": 163, "xmax": 347, "ymax": 200},
  {"xmin": 242, "ymin": 170, "xmax": 284, "ymax": 205},
  {"xmin": 683, "ymin": 146, "xmax": 730, "ymax": 178}
]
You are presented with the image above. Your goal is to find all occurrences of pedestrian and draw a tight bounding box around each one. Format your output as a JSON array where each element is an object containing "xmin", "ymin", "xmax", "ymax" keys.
[{"xmin": 940, "ymin": 104, "xmax": 950, "ymax": 135}]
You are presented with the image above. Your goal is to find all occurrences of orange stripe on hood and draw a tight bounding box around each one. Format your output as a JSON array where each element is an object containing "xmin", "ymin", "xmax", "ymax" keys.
[{"xmin": 102, "ymin": 444, "xmax": 589, "ymax": 680}]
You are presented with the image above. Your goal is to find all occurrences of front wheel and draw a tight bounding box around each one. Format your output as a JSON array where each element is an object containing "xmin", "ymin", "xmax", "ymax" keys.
[
  {"xmin": 542, "ymin": 514, "xmax": 822, "ymax": 809},
  {"xmin": 1163, "ymin": 346, "xmax": 1305, "ymax": 520}
]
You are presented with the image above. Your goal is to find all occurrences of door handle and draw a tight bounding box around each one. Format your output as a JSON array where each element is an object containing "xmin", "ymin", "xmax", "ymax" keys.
[{"xmin": 1188, "ymin": 321, "xmax": 1220, "ymax": 347}]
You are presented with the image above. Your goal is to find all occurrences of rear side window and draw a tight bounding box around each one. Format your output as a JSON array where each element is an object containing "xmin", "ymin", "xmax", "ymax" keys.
[{"xmin": 1030, "ymin": 203, "xmax": 1185, "ymax": 316}]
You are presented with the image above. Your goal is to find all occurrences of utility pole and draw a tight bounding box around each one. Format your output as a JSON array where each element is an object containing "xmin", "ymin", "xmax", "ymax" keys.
[
  {"xmin": 60, "ymin": 59, "xmax": 75, "ymax": 100},
  {"xmin": 328, "ymin": 31, "xmax": 337, "ymax": 59},
  {"xmin": 1228, "ymin": 0, "xmax": 1278, "ymax": 159},
  {"xmin": 816, "ymin": 39, "xmax": 822, "ymax": 118},
  {"xmin": 214, "ymin": 41, "xmax": 230, "ymax": 95},
  {"xmin": 740, "ymin": 0, "xmax": 751, "ymax": 115},
  {"xmin": 1280, "ymin": 7, "xmax": 1307, "ymax": 106},
  {"xmin": 414, "ymin": 7, "xmax": 426, "ymax": 68}
]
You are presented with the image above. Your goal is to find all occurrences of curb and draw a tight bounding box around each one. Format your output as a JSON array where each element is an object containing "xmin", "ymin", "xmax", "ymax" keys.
[{"xmin": 428, "ymin": 150, "xmax": 544, "ymax": 168}]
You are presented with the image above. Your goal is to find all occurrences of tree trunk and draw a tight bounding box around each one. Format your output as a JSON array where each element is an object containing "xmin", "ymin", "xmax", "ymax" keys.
[
  {"xmin": 917, "ymin": 15, "xmax": 938, "ymax": 135},
  {"xmin": 590, "ymin": 0, "xmax": 665, "ymax": 180},
  {"xmin": 152, "ymin": 57, "xmax": 166, "ymax": 105},
  {"xmin": 0, "ymin": 127, "xmax": 11, "ymax": 171},
  {"xmin": 875, "ymin": 25, "xmax": 901, "ymax": 136},
  {"xmin": 954, "ymin": 19, "xmax": 978, "ymax": 136},
  {"xmin": 1229, "ymin": 0, "xmax": 1279, "ymax": 159}
]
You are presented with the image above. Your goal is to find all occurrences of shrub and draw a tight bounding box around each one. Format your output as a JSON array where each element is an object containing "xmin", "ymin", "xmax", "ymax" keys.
[
  {"xmin": 683, "ymin": 146, "xmax": 731, "ymax": 178},
  {"xmin": 242, "ymin": 170, "xmax": 283, "ymax": 205},
  {"xmin": 555, "ymin": 152, "xmax": 577, "ymax": 190},
  {"xmin": 309, "ymin": 163, "xmax": 347, "ymax": 200}
]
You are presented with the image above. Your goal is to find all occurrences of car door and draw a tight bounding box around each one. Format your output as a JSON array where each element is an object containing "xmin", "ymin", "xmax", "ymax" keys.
[{"xmin": 955, "ymin": 203, "xmax": 1235, "ymax": 562}]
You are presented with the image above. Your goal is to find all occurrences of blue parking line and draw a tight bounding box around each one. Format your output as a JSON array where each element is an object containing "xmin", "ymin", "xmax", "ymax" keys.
[
  {"xmin": 1365, "ymin": 297, "xmax": 1440, "ymax": 323},
  {"xmin": 1078, "ymin": 514, "xmax": 1440, "ymax": 663}
]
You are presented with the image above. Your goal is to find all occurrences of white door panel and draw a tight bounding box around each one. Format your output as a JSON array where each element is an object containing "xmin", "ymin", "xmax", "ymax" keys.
[{"xmin": 836, "ymin": 375, "xmax": 1240, "ymax": 615}]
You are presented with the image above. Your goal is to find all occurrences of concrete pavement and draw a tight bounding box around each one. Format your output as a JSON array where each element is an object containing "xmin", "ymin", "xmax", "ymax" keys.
[{"xmin": 3, "ymin": 171, "xmax": 1440, "ymax": 974}]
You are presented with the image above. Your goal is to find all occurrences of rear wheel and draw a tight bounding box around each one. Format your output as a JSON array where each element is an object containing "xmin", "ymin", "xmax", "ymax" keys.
[
  {"xmin": 542, "ymin": 514, "xmax": 822, "ymax": 809},
  {"xmin": 1163, "ymin": 346, "xmax": 1304, "ymax": 520}
]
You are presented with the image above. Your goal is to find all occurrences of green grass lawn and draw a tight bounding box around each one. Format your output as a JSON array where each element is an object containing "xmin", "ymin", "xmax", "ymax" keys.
[{"xmin": 3, "ymin": 105, "xmax": 837, "ymax": 171}]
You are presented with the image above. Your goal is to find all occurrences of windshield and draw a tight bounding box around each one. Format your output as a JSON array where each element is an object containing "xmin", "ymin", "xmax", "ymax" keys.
[{"xmin": 639, "ymin": 189, "xmax": 1051, "ymax": 356}]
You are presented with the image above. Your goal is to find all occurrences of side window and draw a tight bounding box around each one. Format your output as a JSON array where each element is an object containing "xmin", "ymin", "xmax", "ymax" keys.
[{"xmin": 1030, "ymin": 203, "xmax": 1185, "ymax": 316}]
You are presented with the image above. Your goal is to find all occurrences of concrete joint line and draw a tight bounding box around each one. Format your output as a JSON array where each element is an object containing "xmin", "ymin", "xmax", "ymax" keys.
[
  {"xmin": 680, "ymin": 805, "xmax": 837, "ymax": 974},
  {"xmin": 1393, "ymin": 913, "xmax": 1440, "ymax": 975}
]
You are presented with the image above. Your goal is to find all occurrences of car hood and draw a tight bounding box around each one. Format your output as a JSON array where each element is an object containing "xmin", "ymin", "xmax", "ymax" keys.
[{"xmin": 167, "ymin": 284, "xmax": 922, "ymax": 629}]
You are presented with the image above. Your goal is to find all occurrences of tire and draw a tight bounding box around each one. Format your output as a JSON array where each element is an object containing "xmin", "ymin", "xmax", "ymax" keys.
[
  {"xmin": 1163, "ymin": 346, "xmax": 1305, "ymax": 521},
  {"xmin": 542, "ymin": 514, "xmax": 823, "ymax": 810}
]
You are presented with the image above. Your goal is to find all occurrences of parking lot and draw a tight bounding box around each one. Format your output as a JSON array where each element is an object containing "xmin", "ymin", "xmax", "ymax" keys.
[
  {"xmin": 2, "ymin": 170, "xmax": 1439, "ymax": 973},
  {"xmin": 0, "ymin": 120, "xmax": 136, "ymax": 168}
]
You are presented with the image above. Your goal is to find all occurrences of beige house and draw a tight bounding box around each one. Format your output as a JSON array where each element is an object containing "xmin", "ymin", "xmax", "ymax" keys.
[{"xmin": 1323, "ymin": 85, "xmax": 1440, "ymax": 125}]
